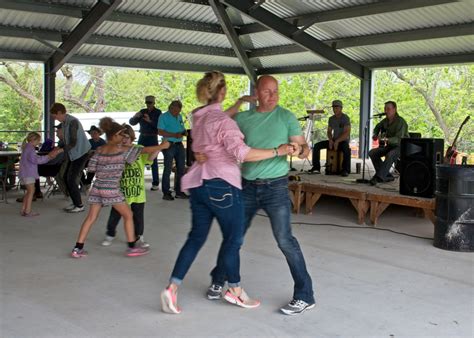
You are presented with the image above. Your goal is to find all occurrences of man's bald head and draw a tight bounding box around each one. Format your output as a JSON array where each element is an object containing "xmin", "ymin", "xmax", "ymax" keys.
[{"xmin": 255, "ymin": 75, "xmax": 279, "ymax": 112}]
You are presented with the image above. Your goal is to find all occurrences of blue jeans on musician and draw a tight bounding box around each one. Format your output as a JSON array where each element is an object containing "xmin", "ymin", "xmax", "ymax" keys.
[
  {"xmin": 162, "ymin": 142, "xmax": 185, "ymax": 194},
  {"xmin": 170, "ymin": 179, "xmax": 244, "ymax": 287},
  {"xmin": 138, "ymin": 135, "xmax": 159, "ymax": 186},
  {"xmin": 211, "ymin": 176, "xmax": 315, "ymax": 304}
]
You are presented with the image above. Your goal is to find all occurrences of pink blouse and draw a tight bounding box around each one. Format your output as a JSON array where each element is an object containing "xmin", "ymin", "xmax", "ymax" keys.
[{"xmin": 181, "ymin": 103, "xmax": 250, "ymax": 190}]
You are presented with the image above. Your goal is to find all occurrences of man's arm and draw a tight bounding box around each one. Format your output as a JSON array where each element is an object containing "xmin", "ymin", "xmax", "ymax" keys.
[
  {"xmin": 387, "ymin": 119, "xmax": 408, "ymax": 146},
  {"xmin": 129, "ymin": 111, "xmax": 142, "ymax": 126},
  {"xmin": 290, "ymin": 135, "xmax": 310, "ymax": 159}
]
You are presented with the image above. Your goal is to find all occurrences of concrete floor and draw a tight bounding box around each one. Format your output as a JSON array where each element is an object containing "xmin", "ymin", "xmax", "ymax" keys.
[{"xmin": 1, "ymin": 174, "xmax": 473, "ymax": 337}]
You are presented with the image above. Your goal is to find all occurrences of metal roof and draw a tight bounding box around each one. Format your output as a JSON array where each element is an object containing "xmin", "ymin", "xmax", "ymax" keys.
[{"xmin": 0, "ymin": 0, "xmax": 472, "ymax": 77}]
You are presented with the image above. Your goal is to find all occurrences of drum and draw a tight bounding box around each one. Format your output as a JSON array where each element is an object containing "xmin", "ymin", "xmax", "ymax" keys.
[{"xmin": 325, "ymin": 149, "xmax": 343, "ymax": 175}]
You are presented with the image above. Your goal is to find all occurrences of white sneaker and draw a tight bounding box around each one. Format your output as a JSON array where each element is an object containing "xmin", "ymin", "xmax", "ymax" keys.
[
  {"xmin": 66, "ymin": 206, "xmax": 85, "ymax": 213},
  {"xmin": 137, "ymin": 236, "xmax": 150, "ymax": 248},
  {"xmin": 101, "ymin": 236, "xmax": 115, "ymax": 246},
  {"xmin": 63, "ymin": 204, "xmax": 75, "ymax": 211},
  {"xmin": 150, "ymin": 185, "xmax": 159, "ymax": 191}
]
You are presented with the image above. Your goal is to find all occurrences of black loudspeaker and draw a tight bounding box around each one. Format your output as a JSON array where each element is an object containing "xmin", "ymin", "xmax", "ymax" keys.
[
  {"xmin": 399, "ymin": 138, "xmax": 444, "ymax": 198},
  {"xmin": 185, "ymin": 129, "xmax": 194, "ymax": 167}
]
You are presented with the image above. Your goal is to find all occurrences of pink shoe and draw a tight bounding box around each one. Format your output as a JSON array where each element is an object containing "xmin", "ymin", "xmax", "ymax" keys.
[
  {"xmin": 224, "ymin": 288, "xmax": 260, "ymax": 309},
  {"xmin": 160, "ymin": 287, "xmax": 181, "ymax": 314},
  {"xmin": 22, "ymin": 211, "xmax": 40, "ymax": 217},
  {"xmin": 125, "ymin": 246, "xmax": 149, "ymax": 257},
  {"xmin": 71, "ymin": 248, "xmax": 88, "ymax": 258}
]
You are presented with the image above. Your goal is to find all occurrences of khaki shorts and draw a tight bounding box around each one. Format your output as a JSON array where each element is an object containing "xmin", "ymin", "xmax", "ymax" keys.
[{"xmin": 20, "ymin": 177, "xmax": 36, "ymax": 185}]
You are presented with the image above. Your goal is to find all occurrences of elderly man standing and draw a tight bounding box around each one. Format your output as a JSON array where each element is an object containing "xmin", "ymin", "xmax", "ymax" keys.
[
  {"xmin": 369, "ymin": 100, "xmax": 409, "ymax": 185},
  {"xmin": 208, "ymin": 75, "xmax": 315, "ymax": 316},
  {"xmin": 158, "ymin": 100, "xmax": 187, "ymax": 201},
  {"xmin": 130, "ymin": 95, "xmax": 162, "ymax": 190},
  {"xmin": 309, "ymin": 99, "xmax": 351, "ymax": 176}
]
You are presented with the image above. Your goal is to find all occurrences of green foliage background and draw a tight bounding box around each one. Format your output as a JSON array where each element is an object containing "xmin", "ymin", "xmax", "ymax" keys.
[{"xmin": 0, "ymin": 63, "xmax": 472, "ymax": 154}]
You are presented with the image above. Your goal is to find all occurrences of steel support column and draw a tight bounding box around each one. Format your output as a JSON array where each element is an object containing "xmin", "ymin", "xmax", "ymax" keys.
[
  {"xmin": 210, "ymin": 0, "xmax": 256, "ymax": 84},
  {"xmin": 359, "ymin": 68, "xmax": 373, "ymax": 158},
  {"xmin": 43, "ymin": 63, "xmax": 55, "ymax": 139}
]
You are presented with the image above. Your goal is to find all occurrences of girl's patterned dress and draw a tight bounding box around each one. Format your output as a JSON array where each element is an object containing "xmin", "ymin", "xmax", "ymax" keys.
[{"xmin": 87, "ymin": 146, "xmax": 142, "ymax": 205}]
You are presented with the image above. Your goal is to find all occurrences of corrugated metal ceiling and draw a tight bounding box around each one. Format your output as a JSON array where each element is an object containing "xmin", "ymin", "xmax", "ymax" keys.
[{"xmin": 0, "ymin": 0, "xmax": 472, "ymax": 75}]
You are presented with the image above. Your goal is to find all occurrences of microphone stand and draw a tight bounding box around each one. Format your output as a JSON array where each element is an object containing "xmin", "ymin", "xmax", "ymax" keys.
[{"xmin": 356, "ymin": 116, "xmax": 372, "ymax": 184}]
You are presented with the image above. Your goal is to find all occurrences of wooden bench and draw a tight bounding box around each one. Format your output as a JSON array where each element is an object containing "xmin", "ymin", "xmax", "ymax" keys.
[
  {"xmin": 366, "ymin": 193, "xmax": 435, "ymax": 226},
  {"xmin": 303, "ymin": 183, "xmax": 369, "ymax": 224}
]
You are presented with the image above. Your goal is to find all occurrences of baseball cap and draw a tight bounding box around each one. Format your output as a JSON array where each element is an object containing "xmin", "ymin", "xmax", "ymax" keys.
[
  {"xmin": 145, "ymin": 95, "xmax": 155, "ymax": 104},
  {"xmin": 332, "ymin": 100, "xmax": 343, "ymax": 107}
]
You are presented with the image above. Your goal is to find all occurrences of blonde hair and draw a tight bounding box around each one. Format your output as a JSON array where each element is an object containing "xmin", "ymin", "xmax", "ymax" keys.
[
  {"xmin": 22, "ymin": 132, "xmax": 41, "ymax": 150},
  {"xmin": 196, "ymin": 71, "xmax": 226, "ymax": 104},
  {"xmin": 121, "ymin": 124, "xmax": 136, "ymax": 142},
  {"xmin": 99, "ymin": 117, "xmax": 124, "ymax": 140}
]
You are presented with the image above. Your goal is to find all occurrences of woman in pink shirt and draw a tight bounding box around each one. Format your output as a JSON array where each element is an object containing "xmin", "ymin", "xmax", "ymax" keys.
[{"xmin": 161, "ymin": 71, "xmax": 296, "ymax": 314}]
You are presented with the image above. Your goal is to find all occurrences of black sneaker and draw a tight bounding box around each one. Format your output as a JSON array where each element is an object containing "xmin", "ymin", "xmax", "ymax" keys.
[
  {"xmin": 280, "ymin": 299, "xmax": 315, "ymax": 315},
  {"xmin": 340, "ymin": 170, "xmax": 349, "ymax": 177},
  {"xmin": 175, "ymin": 192, "xmax": 189, "ymax": 199},
  {"xmin": 163, "ymin": 193, "xmax": 174, "ymax": 201},
  {"xmin": 206, "ymin": 284, "xmax": 223, "ymax": 300}
]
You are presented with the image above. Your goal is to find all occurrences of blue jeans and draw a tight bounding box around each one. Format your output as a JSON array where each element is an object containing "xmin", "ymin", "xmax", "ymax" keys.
[
  {"xmin": 170, "ymin": 179, "xmax": 244, "ymax": 287},
  {"xmin": 211, "ymin": 176, "xmax": 315, "ymax": 304},
  {"xmin": 162, "ymin": 142, "xmax": 185, "ymax": 194},
  {"xmin": 138, "ymin": 135, "xmax": 159, "ymax": 186}
]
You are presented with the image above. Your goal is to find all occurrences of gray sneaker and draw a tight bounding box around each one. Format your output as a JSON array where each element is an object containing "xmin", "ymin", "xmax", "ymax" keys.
[
  {"xmin": 63, "ymin": 204, "xmax": 75, "ymax": 211},
  {"xmin": 101, "ymin": 236, "xmax": 115, "ymax": 246},
  {"xmin": 137, "ymin": 236, "xmax": 150, "ymax": 248},
  {"xmin": 206, "ymin": 284, "xmax": 223, "ymax": 300},
  {"xmin": 67, "ymin": 206, "xmax": 85, "ymax": 213},
  {"xmin": 280, "ymin": 299, "xmax": 315, "ymax": 315}
]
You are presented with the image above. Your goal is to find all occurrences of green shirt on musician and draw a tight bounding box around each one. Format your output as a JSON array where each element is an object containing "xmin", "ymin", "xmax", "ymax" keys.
[{"xmin": 235, "ymin": 105, "xmax": 302, "ymax": 180}]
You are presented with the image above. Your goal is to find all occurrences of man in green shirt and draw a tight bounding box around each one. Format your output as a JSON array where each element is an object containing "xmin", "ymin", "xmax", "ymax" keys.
[
  {"xmin": 209, "ymin": 75, "xmax": 315, "ymax": 316},
  {"xmin": 369, "ymin": 101, "xmax": 409, "ymax": 185}
]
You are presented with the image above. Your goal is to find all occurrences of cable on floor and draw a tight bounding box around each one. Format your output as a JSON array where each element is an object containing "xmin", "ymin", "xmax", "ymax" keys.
[{"xmin": 256, "ymin": 213, "xmax": 434, "ymax": 240}]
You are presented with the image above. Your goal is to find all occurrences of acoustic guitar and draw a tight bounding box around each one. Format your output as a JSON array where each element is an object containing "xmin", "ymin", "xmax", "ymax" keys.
[{"xmin": 445, "ymin": 116, "xmax": 470, "ymax": 164}]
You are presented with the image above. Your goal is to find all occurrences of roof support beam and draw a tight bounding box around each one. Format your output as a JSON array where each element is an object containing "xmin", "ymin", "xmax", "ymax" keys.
[
  {"xmin": 48, "ymin": 0, "xmax": 121, "ymax": 73},
  {"xmin": 248, "ymin": 22, "xmax": 474, "ymax": 58},
  {"xmin": 0, "ymin": 25, "xmax": 235, "ymax": 57},
  {"xmin": 292, "ymin": 0, "xmax": 456, "ymax": 28},
  {"xmin": 223, "ymin": 0, "xmax": 365, "ymax": 79},
  {"xmin": 209, "ymin": 0, "xmax": 257, "ymax": 84},
  {"xmin": 238, "ymin": 0, "xmax": 457, "ymax": 35},
  {"xmin": 68, "ymin": 56, "xmax": 245, "ymax": 74},
  {"xmin": 0, "ymin": 0, "xmax": 224, "ymax": 35}
]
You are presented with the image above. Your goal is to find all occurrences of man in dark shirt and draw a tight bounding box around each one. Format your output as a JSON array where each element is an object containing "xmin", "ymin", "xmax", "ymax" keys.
[
  {"xmin": 308, "ymin": 99, "xmax": 351, "ymax": 176},
  {"xmin": 129, "ymin": 95, "xmax": 162, "ymax": 190},
  {"xmin": 369, "ymin": 101, "xmax": 409, "ymax": 185}
]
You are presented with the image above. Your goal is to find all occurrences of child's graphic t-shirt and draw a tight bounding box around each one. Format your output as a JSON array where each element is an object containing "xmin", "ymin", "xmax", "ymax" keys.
[{"xmin": 120, "ymin": 147, "xmax": 152, "ymax": 204}]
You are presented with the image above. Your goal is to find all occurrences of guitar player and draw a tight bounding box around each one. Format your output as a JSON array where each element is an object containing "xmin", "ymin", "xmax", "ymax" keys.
[{"xmin": 369, "ymin": 101, "xmax": 409, "ymax": 186}]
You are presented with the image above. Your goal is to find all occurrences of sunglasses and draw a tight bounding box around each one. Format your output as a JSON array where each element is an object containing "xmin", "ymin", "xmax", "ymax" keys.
[{"xmin": 145, "ymin": 101, "xmax": 154, "ymax": 104}]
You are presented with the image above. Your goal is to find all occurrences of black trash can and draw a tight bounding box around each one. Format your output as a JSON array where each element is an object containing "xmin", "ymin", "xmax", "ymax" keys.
[{"xmin": 434, "ymin": 165, "xmax": 474, "ymax": 251}]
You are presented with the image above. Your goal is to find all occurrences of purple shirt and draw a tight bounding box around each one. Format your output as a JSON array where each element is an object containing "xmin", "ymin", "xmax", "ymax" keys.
[
  {"xmin": 181, "ymin": 103, "xmax": 251, "ymax": 191},
  {"xmin": 18, "ymin": 143, "xmax": 50, "ymax": 179}
]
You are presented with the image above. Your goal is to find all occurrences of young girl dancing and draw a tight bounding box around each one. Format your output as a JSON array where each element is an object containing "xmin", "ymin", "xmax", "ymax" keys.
[
  {"xmin": 18, "ymin": 132, "xmax": 63, "ymax": 217},
  {"xmin": 102, "ymin": 124, "xmax": 170, "ymax": 248},
  {"xmin": 71, "ymin": 117, "xmax": 149, "ymax": 258}
]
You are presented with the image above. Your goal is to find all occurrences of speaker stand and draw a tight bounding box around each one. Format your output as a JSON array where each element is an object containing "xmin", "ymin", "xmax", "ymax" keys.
[{"xmin": 356, "ymin": 117, "xmax": 372, "ymax": 184}]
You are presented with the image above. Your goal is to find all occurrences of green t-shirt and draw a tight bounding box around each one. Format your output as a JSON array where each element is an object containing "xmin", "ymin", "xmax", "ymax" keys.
[
  {"xmin": 120, "ymin": 151, "xmax": 152, "ymax": 204},
  {"xmin": 235, "ymin": 105, "xmax": 302, "ymax": 180}
]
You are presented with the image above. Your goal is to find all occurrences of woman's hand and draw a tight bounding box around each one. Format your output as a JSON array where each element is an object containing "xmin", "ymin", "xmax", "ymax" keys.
[{"xmin": 194, "ymin": 152, "xmax": 208, "ymax": 163}]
